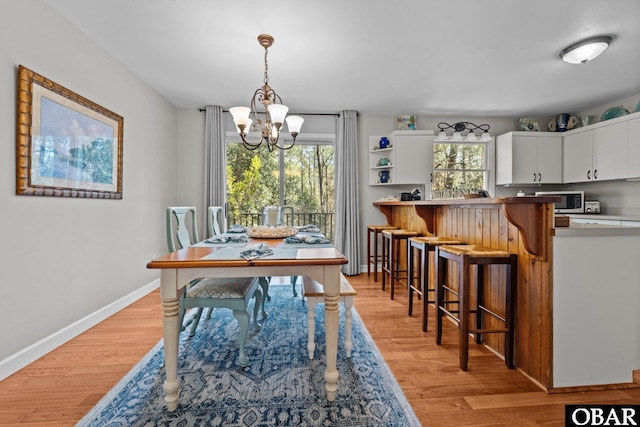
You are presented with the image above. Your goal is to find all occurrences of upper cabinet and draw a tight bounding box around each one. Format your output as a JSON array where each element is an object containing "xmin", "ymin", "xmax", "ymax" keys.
[
  {"xmin": 563, "ymin": 129, "xmax": 594, "ymax": 183},
  {"xmin": 496, "ymin": 132, "xmax": 562, "ymax": 185},
  {"xmin": 369, "ymin": 130, "xmax": 434, "ymax": 186},
  {"xmin": 563, "ymin": 113, "xmax": 638, "ymax": 183},
  {"xmin": 628, "ymin": 117, "xmax": 640, "ymax": 179}
]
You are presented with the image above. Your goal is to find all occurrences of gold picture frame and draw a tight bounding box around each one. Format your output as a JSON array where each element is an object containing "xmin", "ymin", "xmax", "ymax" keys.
[{"xmin": 16, "ymin": 65, "xmax": 123, "ymax": 199}]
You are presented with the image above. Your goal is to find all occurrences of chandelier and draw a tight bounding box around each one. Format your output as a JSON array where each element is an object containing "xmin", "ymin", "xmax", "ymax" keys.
[
  {"xmin": 434, "ymin": 121, "xmax": 491, "ymax": 142},
  {"xmin": 230, "ymin": 34, "xmax": 304, "ymax": 151}
]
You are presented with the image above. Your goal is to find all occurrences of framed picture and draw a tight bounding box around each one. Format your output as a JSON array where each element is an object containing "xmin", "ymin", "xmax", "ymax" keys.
[
  {"xmin": 16, "ymin": 65, "xmax": 123, "ymax": 199},
  {"xmin": 397, "ymin": 115, "xmax": 417, "ymax": 130}
]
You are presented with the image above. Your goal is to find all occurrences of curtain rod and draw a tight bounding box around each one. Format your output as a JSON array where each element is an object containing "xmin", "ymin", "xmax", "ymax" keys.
[{"xmin": 198, "ymin": 108, "xmax": 341, "ymax": 117}]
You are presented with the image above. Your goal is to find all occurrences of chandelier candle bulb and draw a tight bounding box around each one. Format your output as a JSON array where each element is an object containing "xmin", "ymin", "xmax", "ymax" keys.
[
  {"xmin": 267, "ymin": 104, "xmax": 288, "ymax": 124},
  {"xmin": 235, "ymin": 119, "xmax": 252, "ymax": 135},
  {"xmin": 286, "ymin": 115, "xmax": 304, "ymax": 134}
]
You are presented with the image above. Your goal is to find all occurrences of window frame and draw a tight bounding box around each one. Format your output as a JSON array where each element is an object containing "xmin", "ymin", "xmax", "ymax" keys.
[{"xmin": 431, "ymin": 137, "xmax": 495, "ymax": 198}]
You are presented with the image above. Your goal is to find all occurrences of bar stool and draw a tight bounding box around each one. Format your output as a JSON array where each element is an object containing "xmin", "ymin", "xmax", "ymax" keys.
[
  {"xmin": 367, "ymin": 225, "xmax": 398, "ymax": 282},
  {"xmin": 407, "ymin": 236, "xmax": 462, "ymax": 332},
  {"xmin": 381, "ymin": 229, "xmax": 419, "ymax": 299},
  {"xmin": 435, "ymin": 244, "xmax": 517, "ymax": 371}
]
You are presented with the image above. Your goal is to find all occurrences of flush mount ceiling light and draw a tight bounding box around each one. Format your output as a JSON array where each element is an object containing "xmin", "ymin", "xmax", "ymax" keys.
[
  {"xmin": 230, "ymin": 34, "xmax": 304, "ymax": 151},
  {"xmin": 559, "ymin": 35, "xmax": 613, "ymax": 64},
  {"xmin": 434, "ymin": 122, "xmax": 491, "ymax": 142}
]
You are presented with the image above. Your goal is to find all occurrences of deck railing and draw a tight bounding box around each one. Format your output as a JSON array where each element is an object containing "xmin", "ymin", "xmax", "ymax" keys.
[{"xmin": 229, "ymin": 211, "xmax": 335, "ymax": 242}]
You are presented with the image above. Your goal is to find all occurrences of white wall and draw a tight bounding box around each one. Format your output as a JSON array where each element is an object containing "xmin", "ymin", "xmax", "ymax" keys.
[
  {"xmin": 0, "ymin": 1, "xmax": 178, "ymax": 376},
  {"xmin": 176, "ymin": 109, "xmax": 206, "ymax": 235}
]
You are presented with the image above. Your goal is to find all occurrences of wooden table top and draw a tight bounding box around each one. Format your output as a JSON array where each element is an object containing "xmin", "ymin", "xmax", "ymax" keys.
[{"xmin": 147, "ymin": 238, "xmax": 348, "ymax": 269}]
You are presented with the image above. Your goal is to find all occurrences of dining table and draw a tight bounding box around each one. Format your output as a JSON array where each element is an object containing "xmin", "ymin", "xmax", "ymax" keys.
[{"xmin": 147, "ymin": 234, "xmax": 348, "ymax": 411}]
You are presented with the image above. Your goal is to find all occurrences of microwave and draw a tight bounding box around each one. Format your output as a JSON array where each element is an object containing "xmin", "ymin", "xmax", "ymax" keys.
[{"xmin": 535, "ymin": 191, "xmax": 584, "ymax": 213}]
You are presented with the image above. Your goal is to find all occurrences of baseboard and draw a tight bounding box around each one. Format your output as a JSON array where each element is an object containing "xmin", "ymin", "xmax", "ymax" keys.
[
  {"xmin": 0, "ymin": 278, "xmax": 160, "ymax": 382},
  {"xmin": 360, "ymin": 263, "xmax": 379, "ymax": 274}
]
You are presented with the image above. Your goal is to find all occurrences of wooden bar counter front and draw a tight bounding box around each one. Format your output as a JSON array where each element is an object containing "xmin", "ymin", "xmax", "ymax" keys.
[{"xmin": 373, "ymin": 196, "xmax": 558, "ymax": 390}]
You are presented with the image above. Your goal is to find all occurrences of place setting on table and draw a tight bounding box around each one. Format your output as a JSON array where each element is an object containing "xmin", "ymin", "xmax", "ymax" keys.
[{"xmin": 193, "ymin": 224, "xmax": 333, "ymax": 261}]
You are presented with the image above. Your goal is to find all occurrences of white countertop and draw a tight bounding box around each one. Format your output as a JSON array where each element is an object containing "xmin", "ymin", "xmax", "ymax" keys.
[
  {"xmin": 568, "ymin": 213, "xmax": 640, "ymax": 221},
  {"xmin": 555, "ymin": 221, "xmax": 640, "ymax": 237}
]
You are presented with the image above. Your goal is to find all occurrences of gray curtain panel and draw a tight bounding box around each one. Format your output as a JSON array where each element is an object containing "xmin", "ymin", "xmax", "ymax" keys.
[
  {"xmin": 204, "ymin": 106, "xmax": 227, "ymax": 228},
  {"xmin": 335, "ymin": 110, "xmax": 360, "ymax": 275}
]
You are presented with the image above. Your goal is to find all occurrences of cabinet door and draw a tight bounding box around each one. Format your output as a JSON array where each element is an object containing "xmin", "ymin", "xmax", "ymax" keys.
[
  {"xmin": 536, "ymin": 136, "xmax": 563, "ymax": 183},
  {"xmin": 393, "ymin": 133, "xmax": 433, "ymax": 184},
  {"xmin": 563, "ymin": 131, "xmax": 593, "ymax": 183},
  {"xmin": 593, "ymin": 121, "xmax": 627, "ymax": 181},
  {"xmin": 627, "ymin": 117, "xmax": 640, "ymax": 178},
  {"xmin": 511, "ymin": 136, "xmax": 538, "ymax": 183}
]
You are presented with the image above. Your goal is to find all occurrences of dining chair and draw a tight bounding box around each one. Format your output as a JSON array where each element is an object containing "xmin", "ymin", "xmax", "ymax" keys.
[
  {"xmin": 207, "ymin": 206, "xmax": 225, "ymax": 236},
  {"xmin": 261, "ymin": 205, "xmax": 299, "ymax": 296},
  {"xmin": 167, "ymin": 206, "xmax": 263, "ymax": 367},
  {"xmin": 209, "ymin": 205, "xmax": 270, "ymax": 309}
]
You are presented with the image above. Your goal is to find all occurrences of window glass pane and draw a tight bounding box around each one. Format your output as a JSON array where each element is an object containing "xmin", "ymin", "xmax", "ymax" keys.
[
  {"xmin": 226, "ymin": 143, "xmax": 279, "ymax": 226},
  {"xmin": 431, "ymin": 171, "xmax": 485, "ymax": 199},
  {"xmin": 432, "ymin": 142, "xmax": 487, "ymax": 199},
  {"xmin": 433, "ymin": 143, "xmax": 485, "ymax": 170},
  {"xmin": 283, "ymin": 144, "xmax": 335, "ymax": 240},
  {"xmin": 225, "ymin": 141, "xmax": 335, "ymax": 241}
]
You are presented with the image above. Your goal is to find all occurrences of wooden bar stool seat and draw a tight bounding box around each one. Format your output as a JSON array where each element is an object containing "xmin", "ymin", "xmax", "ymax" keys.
[
  {"xmin": 407, "ymin": 236, "xmax": 463, "ymax": 331},
  {"xmin": 367, "ymin": 225, "xmax": 398, "ymax": 282},
  {"xmin": 435, "ymin": 244, "xmax": 517, "ymax": 371},
  {"xmin": 381, "ymin": 229, "xmax": 419, "ymax": 299}
]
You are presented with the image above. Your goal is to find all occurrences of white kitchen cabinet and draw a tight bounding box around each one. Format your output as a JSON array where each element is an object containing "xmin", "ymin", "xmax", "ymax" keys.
[
  {"xmin": 593, "ymin": 120, "xmax": 627, "ymax": 181},
  {"xmin": 496, "ymin": 132, "xmax": 562, "ymax": 185},
  {"xmin": 368, "ymin": 130, "xmax": 434, "ymax": 186},
  {"xmin": 553, "ymin": 233, "xmax": 640, "ymax": 387},
  {"xmin": 628, "ymin": 117, "xmax": 640, "ymax": 178},
  {"xmin": 563, "ymin": 117, "xmax": 632, "ymax": 183},
  {"xmin": 563, "ymin": 129, "xmax": 594, "ymax": 183}
]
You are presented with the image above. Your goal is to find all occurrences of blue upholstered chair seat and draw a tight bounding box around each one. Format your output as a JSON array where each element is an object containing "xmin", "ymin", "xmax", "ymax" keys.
[{"xmin": 187, "ymin": 277, "xmax": 257, "ymax": 299}]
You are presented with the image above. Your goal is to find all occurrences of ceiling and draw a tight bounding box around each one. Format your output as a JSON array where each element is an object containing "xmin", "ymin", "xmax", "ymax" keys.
[{"xmin": 45, "ymin": 0, "xmax": 640, "ymax": 118}]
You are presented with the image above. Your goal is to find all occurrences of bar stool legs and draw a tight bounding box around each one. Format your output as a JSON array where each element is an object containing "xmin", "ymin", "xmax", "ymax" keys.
[
  {"xmin": 435, "ymin": 244, "xmax": 517, "ymax": 371},
  {"xmin": 367, "ymin": 225, "xmax": 397, "ymax": 282},
  {"xmin": 381, "ymin": 229, "xmax": 418, "ymax": 299},
  {"xmin": 408, "ymin": 236, "xmax": 462, "ymax": 332}
]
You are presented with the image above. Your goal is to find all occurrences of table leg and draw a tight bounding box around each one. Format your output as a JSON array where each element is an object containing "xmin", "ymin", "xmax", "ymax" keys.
[
  {"xmin": 321, "ymin": 265, "xmax": 341, "ymax": 401},
  {"xmin": 323, "ymin": 292, "xmax": 340, "ymax": 401},
  {"xmin": 162, "ymin": 296, "xmax": 181, "ymax": 411}
]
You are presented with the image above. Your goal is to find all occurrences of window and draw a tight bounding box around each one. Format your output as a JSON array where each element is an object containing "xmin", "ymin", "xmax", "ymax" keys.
[
  {"xmin": 225, "ymin": 138, "xmax": 335, "ymax": 240},
  {"xmin": 432, "ymin": 141, "xmax": 488, "ymax": 199}
]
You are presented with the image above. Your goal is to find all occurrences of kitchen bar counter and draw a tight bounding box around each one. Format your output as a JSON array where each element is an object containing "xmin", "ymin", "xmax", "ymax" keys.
[
  {"xmin": 374, "ymin": 196, "xmax": 558, "ymax": 389},
  {"xmin": 373, "ymin": 196, "xmax": 640, "ymax": 392},
  {"xmin": 374, "ymin": 196, "xmax": 560, "ymax": 259}
]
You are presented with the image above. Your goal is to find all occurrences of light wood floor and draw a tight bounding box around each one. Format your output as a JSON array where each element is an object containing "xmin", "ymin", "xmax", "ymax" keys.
[{"xmin": 0, "ymin": 274, "xmax": 638, "ymax": 426}]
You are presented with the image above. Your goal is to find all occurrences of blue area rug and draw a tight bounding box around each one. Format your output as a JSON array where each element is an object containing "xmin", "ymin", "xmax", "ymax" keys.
[{"xmin": 77, "ymin": 284, "xmax": 421, "ymax": 426}]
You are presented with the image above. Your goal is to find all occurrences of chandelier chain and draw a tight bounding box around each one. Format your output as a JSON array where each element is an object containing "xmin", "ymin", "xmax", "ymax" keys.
[{"xmin": 263, "ymin": 46, "xmax": 269, "ymax": 86}]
